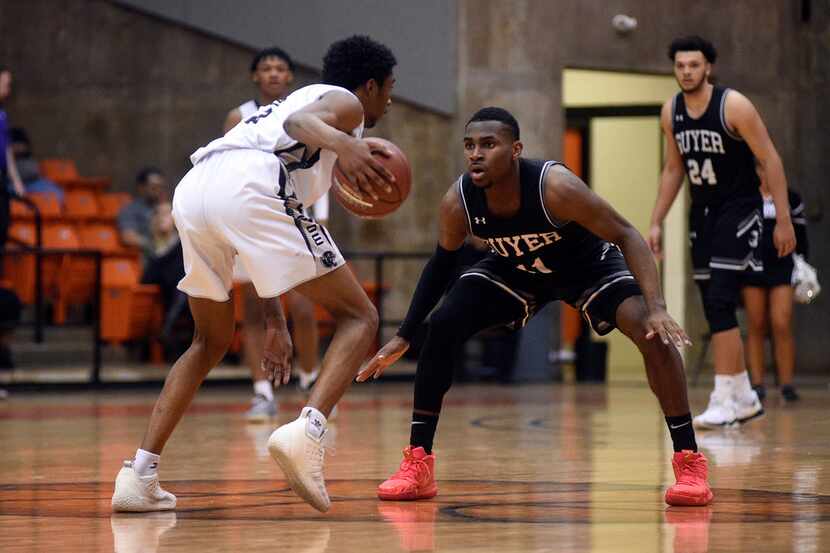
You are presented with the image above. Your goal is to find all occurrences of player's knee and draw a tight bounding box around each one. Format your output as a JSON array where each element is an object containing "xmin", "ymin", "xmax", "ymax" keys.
[
  {"xmin": 358, "ymin": 301, "xmax": 379, "ymax": 336},
  {"xmin": 703, "ymin": 296, "xmax": 738, "ymax": 333},
  {"xmin": 192, "ymin": 329, "xmax": 232, "ymax": 364},
  {"xmin": 427, "ymin": 307, "xmax": 457, "ymax": 341},
  {"xmin": 745, "ymin": 313, "xmax": 767, "ymax": 336},
  {"xmin": 770, "ymin": 312, "xmax": 791, "ymax": 337}
]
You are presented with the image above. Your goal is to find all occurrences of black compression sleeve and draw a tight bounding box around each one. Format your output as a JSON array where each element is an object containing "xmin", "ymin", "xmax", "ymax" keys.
[{"xmin": 397, "ymin": 244, "xmax": 462, "ymax": 341}]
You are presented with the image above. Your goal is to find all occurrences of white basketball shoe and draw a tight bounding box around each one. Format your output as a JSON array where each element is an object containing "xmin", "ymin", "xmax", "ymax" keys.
[
  {"xmin": 693, "ymin": 391, "xmax": 737, "ymax": 430},
  {"xmin": 733, "ymin": 388, "xmax": 764, "ymax": 425},
  {"xmin": 111, "ymin": 461, "xmax": 177, "ymax": 512},
  {"xmin": 267, "ymin": 409, "xmax": 331, "ymax": 512}
]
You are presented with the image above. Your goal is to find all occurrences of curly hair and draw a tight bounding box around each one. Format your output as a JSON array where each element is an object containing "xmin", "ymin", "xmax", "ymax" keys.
[
  {"xmin": 321, "ymin": 35, "xmax": 397, "ymax": 91},
  {"xmin": 668, "ymin": 36, "xmax": 717, "ymax": 64}
]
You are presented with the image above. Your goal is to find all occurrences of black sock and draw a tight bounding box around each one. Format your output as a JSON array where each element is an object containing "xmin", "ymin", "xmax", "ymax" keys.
[
  {"xmin": 665, "ymin": 413, "xmax": 697, "ymax": 452},
  {"xmin": 409, "ymin": 411, "xmax": 439, "ymax": 454}
]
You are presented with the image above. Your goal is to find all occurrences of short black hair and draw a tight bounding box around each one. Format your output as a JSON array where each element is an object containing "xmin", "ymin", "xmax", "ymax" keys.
[
  {"xmin": 466, "ymin": 107, "xmax": 520, "ymax": 140},
  {"xmin": 136, "ymin": 166, "xmax": 163, "ymax": 185},
  {"xmin": 0, "ymin": 64, "xmax": 8, "ymax": 74},
  {"xmin": 321, "ymin": 35, "xmax": 397, "ymax": 92},
  {"xmin": 250, "ymin": 46, "xmax": 295, "ymax": 73},
  {"xmin": 668, "ymin": 36, "xmax": 717, "ymax": 63}
]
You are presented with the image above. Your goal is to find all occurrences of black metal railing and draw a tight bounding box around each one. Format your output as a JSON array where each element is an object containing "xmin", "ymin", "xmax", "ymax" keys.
[
  {"xmin": 6, "ymin": 195, "xmax": 103, "ymax": 381},
  {"xmin": 3, "ymin": 205, "xmax": 428, "ymax": 384}
]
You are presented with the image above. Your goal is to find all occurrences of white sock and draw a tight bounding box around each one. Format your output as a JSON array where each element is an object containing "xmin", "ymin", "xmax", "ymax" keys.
[
  {"xmin": 133, "ymin": 449, "xmax": 160, "ymax": 477},
  {"xmin": 733, "ymin": 371, "xmax": 753, "ymax": 398},
  {"xmin": 254, "ymin": 379, "xmax": 274, "ymax": 401},
  {"xmin": 299, "ymin": 368, "xmax": 319, "ymax": 388},
  {"xmin": 301, "ymin": 406, "xmax": 327, "ymax": 440},
  {"xmin": 713, "ymin": 374, "xmax": 734, "ymax": 397}
]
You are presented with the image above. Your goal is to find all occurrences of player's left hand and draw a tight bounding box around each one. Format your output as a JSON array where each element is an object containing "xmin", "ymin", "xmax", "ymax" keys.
[
  {"xmin": 263, "ymin": 325, "xmax": 294, "ymax": 387},
  {"xmin": 773, "ymin": 220, "xmax": 796, "ymax": 258},
  {"xmin": 356, "ymin": 336, "xmax": 410, "ymax": 382},
  {"xmin": 645, "ymin": 308, "xmax": 692, "ymax": 349}
]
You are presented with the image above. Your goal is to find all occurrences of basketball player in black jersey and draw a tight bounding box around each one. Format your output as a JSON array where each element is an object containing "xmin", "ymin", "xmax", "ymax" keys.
[
  {"xmin": 648, "ymin": 36, "xmax": 796, "ymax": 430},
  {"xmin": 358, "ymin": 107, "xmax": 713, "ymax": 507}
]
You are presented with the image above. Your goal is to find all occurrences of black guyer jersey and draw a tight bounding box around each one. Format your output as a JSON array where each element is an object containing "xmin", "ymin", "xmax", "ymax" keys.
[
  {"xmin": 458, "ymin": 158, "xmax": 603, "ymax": 276},
  {"xmin": 673, "ymin": 86, "xmax": 760, "ymax": 206}
]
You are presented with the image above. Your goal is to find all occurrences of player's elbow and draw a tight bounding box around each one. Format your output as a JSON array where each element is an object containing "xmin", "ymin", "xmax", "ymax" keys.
[
  {"xmin": 614, "ymin": 224, "xmax": 645, "ymax": 250},
  {"xmin": 283, "ymin": 113, "xmax": 303, "ymax": 137}
]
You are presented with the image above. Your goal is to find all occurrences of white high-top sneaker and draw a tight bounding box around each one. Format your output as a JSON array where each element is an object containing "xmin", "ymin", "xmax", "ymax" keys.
[
  {"xmin": 693, "ymin": 390, "xmax": 737, "ymax": 430},
  {"xmin": 267, "ymin": 410, "xmax": 330, "ymax": 512},
  {"xmin": 734, "ymin": 388, "xmax": 764, "ymax": 424},
  {"xmin": 111, "ymin": 461, "xmax": 177, "ymax": 512}
]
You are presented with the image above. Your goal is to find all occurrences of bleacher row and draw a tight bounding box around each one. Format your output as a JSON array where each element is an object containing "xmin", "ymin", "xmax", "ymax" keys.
[
  {"xmin": 2, "ymin": 159, "xmax": 166, "ymax": 356},
  {"xmin": 3, "ymin": 159, "xmax": 385, "ymax": 362}
]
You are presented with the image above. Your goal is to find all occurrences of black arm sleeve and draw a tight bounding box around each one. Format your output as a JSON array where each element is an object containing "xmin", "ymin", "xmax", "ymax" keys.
[{"xmin": 397, "ymin": 244, "xmax": 462, "ymax": 341}]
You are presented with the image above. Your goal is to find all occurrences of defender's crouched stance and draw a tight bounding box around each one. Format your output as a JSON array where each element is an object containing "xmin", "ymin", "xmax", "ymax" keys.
[{"xmin": 358, "ymin": 108, "xmax": 713, "ymax": 507}]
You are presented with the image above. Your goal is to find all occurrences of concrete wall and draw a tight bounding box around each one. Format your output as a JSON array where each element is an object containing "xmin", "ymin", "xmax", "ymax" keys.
[
  {"xmin": 457, "ymin": 0, "xmax": 828, "ymax": 373},
  {"xmin": 0, "ymin": 0, "xmax": 453, "ymax": 325},
  {"xmin": 115, "ymin": 0, "xmax": 457, "ymax": 114}
]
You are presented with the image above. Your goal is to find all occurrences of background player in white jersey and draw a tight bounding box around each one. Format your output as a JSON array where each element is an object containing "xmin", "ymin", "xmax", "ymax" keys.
[
  {"xmin": 112, "ymin": 35, "xmax": 398, "ymax": 513},
  {"xmin": 223, "ymin": 47, "xmax": 325, "ymax": 422},
  {"xmin": 648, "ymin": 36, "xmax": 796, "ymax": 429}
]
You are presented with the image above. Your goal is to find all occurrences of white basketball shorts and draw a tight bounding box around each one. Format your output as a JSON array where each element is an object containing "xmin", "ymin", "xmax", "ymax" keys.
[{"xmin": 172, "ymin": 149, "xmax": 344, "ymax": 301}]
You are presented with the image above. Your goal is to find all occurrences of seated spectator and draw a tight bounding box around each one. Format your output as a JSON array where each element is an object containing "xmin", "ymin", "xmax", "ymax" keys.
[
  {"xmin": 141, "ymin": 201, "xmax": 189, "ymax": 358},
  {"xmin": 118, "ymin": 166, "xmax": 167, "ymax": 254},
  {"xmin": 9, "ymin": 127, "xmax": 64, "ymax": 203}
]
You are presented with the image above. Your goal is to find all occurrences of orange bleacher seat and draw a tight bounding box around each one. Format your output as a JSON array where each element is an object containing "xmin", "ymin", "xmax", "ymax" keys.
[
  {"xmin": 98, "ymin": 192, "xmax": 132, "ymax": 220},
  {"xmin": 39, "ymin": 158, "xmax": 79, "ymax": 184},
  {"xmin": 3, "ymin": 223, "xmax": 37, "ymax": 303},
  {"xmin": 10, "ymin": 198, "xmax": 32, "ymax": 221},
  {"xmin": 18, "ymin": 192, "xmax": 62, "ymax": 221},
  {"xmin": 64, "ymin": 189, "xmax": 99, "ymax": 222},
  {"xmin": 100, "ymin": 259, "xmax": 163, "ymax": 351},
  {"xmin": 78, "ymin": 223, "xmax": 122, "ymax": 255},
  {"xmin": 39, "ymin": 158, "xmax": 111, "ymax": 192},
  {"xmin": 42, "ymin": 224, "xmax": 82, "ymax": 324}
]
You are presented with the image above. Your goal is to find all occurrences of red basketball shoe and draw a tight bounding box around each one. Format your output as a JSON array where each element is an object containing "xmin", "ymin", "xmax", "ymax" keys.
[
  {"xmin": 665, "ymin": 450, "xmax": 714, "ymax": 506},
  {"xmin": 378, "ymin": 446, "xmax": 438, "ymax": 501}
]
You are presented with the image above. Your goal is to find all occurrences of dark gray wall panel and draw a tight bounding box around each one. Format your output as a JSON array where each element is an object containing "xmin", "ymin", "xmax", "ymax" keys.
[{"xmin": 116, "ymin": 0, "xmax": 456, "ymax": 114}]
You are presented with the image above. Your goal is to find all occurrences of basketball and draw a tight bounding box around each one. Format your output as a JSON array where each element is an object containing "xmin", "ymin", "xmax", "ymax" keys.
[{"xmin": 331, "ymin": 137, "xmax": 412, "ymax": 218}]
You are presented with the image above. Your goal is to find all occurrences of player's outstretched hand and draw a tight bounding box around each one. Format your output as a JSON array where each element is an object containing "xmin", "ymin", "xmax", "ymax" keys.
[
  {"xmin": 773, "ymin": 220, "xmax": 796, "ymax": 258},
  {"xmin": 647, "ymin": 224, "xmax": 663, "ymax": 260},
  {"xmin": 356, "ymin": 336, "xmax": 410, "ymax": 382},
  {"xmin": 644, "ymin": 308, "xmax": 692, "ymax": 349},
  {"xmin": 337, "ymin": 137, "xmax": 396, "ymax": 202},
  {"xmin": 263, "ymin": 325, "xmax": 293, "ymax": 387}
]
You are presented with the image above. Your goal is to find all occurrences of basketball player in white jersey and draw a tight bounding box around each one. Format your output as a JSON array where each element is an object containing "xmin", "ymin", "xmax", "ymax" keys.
[
  {"xmin": 223, "ymin": 47, "xmax": 325, "ymax": 422},
  {"xmin": 112, "ymin": 35, "xmax": 398, "ymax": 513}
]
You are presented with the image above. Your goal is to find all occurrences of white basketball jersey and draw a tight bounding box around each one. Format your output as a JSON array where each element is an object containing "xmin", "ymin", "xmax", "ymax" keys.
[
  {"xmin": 237, "ymin": 99, "xmax": 259, "ymax": 119},
  {"xmin": 192, "ymin": 84, "xmax": 363, "ymax": 207}
]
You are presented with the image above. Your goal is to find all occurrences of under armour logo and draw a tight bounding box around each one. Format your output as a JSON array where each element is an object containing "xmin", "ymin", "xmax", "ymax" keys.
[
  {"xmin": 474, "ymin": 217, "xmax": 486, "ymax": 224},
  {"xmin": 675, "ymin": 115, "xmax": 684, "ymax": 122}
]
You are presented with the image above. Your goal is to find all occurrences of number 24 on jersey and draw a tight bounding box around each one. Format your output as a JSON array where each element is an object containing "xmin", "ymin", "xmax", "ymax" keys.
[{"xmin": 687, "ymin": 158, "xmax": 717, "ymax": 186}]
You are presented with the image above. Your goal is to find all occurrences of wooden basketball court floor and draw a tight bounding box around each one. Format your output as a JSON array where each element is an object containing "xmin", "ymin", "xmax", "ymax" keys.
[{"xmin": 1, "ymin": 381, "xmax": 828, "ymax": 552}]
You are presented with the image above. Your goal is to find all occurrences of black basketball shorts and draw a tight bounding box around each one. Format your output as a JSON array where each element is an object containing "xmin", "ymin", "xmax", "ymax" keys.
[
  {"xmin": 459, "ymin": 242, "xmax": 642, "ymax": 336},
  {"xmin": 689, "ymin": 196, "xmax": 763, "ymax": 283}
]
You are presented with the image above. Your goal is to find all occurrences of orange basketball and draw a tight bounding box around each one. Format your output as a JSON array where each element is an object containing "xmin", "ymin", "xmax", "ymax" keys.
[{"xmin": 331, "ymin": 137, "xmax": 411, "ymax": 218}]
